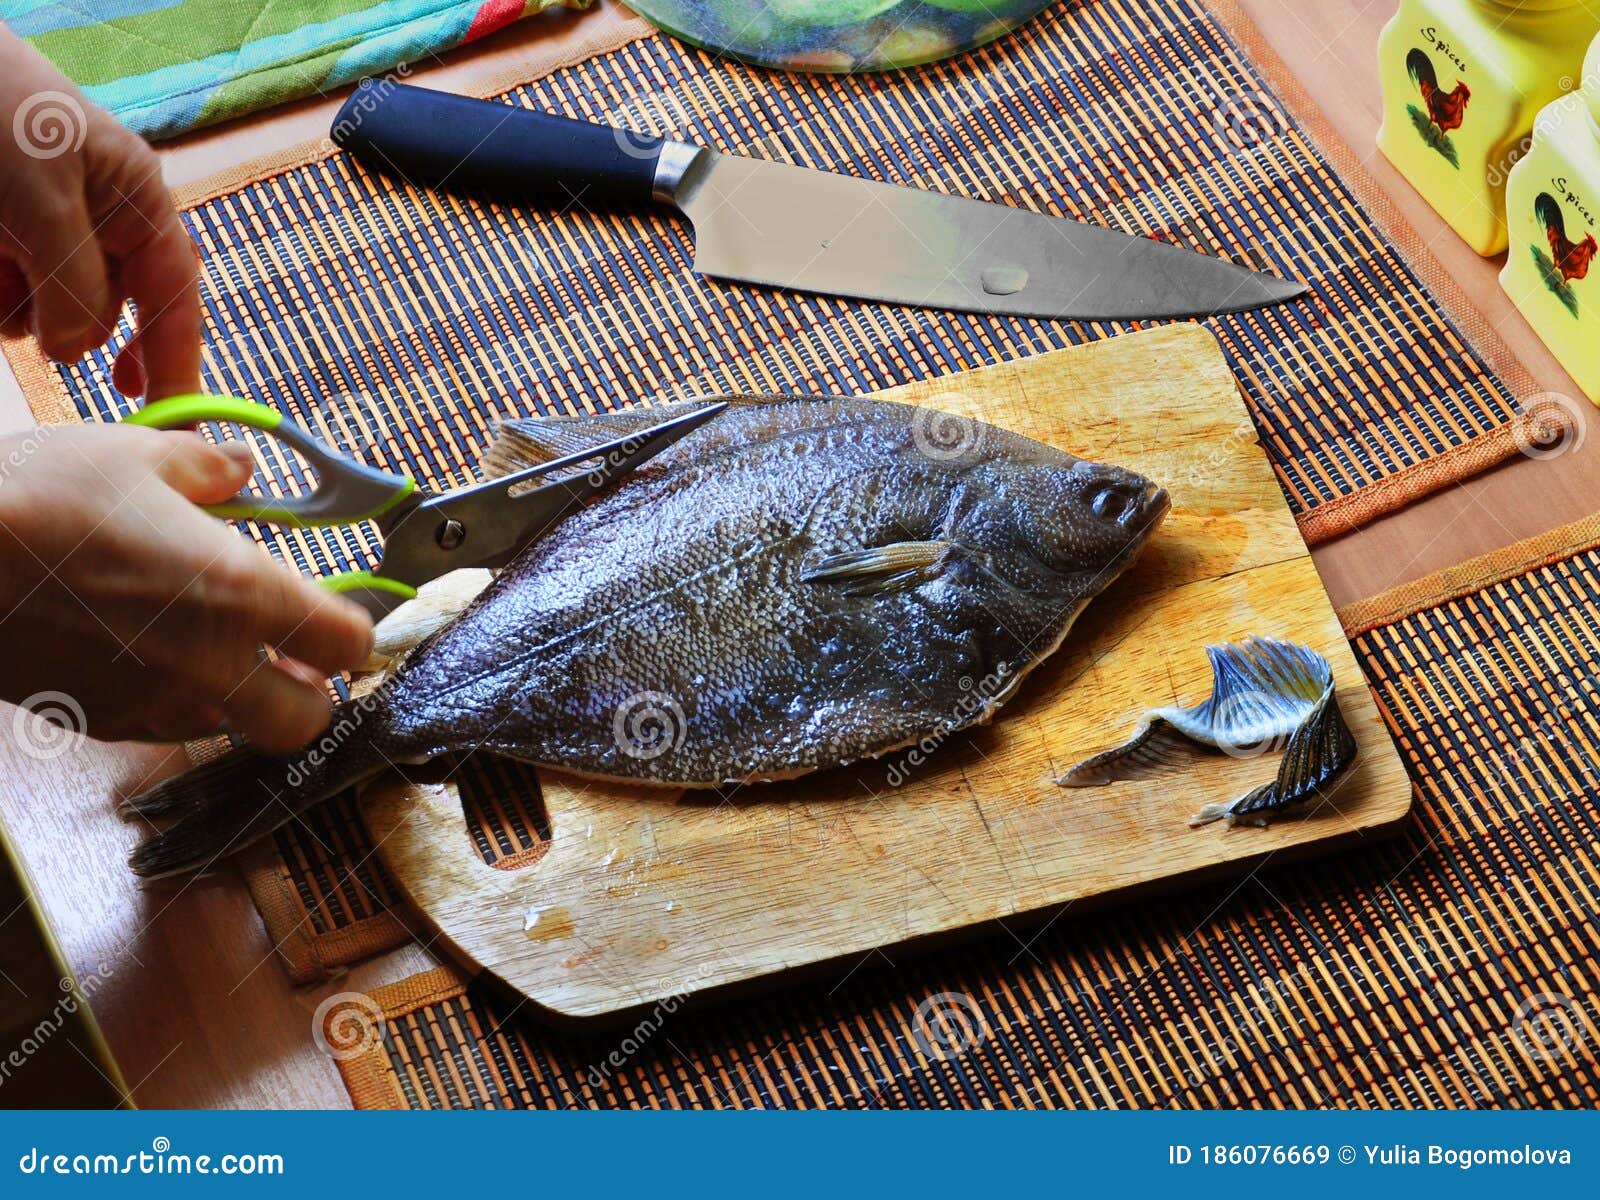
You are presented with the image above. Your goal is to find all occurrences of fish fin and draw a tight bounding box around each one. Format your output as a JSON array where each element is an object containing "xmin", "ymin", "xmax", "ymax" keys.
[
  {"xmin": 120, "ymin": 747, "xmax": 253, "ymax": 819},
  {"xmin": 122, "ymin": 699, "xmax": 390, "ymax": 879},
  {"xmin": 1160, "ymin": 637, "xmax": 1330, "ymax": 751},
  {"xmin": 801, "ymin": 541, "xmax": 949, "ymax": 596},
  {"xmin": 483, "ymin": 408, "xmax": 677, "ymax": 474},
  {"xmin": 1059, "ymin": 637, "xmax": 1355, "ymax": 827},
  {"xmin": 1189, "ymin": 682, "xmax": 1358, "ymax": 828},
  {"xmin": 481, "ymin": 394, "xmax": 822, "ymax": 476},
  {"xmin": 1058, "ymin": 636, "xmax": 1316, "ymax": 784},
  {"xmin": 1056, "ymin": 717, "xmax": 1207, "ymax": 786}
]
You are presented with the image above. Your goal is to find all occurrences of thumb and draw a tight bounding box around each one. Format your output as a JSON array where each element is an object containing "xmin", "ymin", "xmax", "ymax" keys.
[{"xmin": 152, "ymin": 433, "xmax": 254, "ymax": 505}]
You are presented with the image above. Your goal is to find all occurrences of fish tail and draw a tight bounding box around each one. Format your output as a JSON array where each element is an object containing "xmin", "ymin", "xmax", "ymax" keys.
[{"xmin": 124, "ymin": 699, "xmax": 391, "ymax": 879}]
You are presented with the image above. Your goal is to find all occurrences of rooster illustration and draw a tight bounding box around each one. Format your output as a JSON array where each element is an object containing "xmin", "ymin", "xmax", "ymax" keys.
[
  {"xmin": 1535, "ymin": 192, "xmax": 1598, "ymax": 283},
  {"xmin": 1406, "ymin": 48, "xmax": 1470, "ymax": 133},
  {"xmin": 1403, "ymin": 47, "xmax": 1470, "ymax": 166},
  {"xmin": 1531, "ymin": 192, "xmax": 1597, "ymax": 316}
]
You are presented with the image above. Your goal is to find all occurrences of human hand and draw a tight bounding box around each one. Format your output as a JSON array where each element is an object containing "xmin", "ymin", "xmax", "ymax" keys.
[
  {"xmin": 0, "ymin": 24, "xmax": 200, "ymax": 398},
  {"xmin": 0, "ymin": 424, "xmax": 374, "ymax": 749}
]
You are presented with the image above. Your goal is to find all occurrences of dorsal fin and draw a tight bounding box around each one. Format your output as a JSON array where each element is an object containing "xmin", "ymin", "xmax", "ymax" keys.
[{"xmin": 481, "ymin": 394, "xmax": 820, "ymax": 476}]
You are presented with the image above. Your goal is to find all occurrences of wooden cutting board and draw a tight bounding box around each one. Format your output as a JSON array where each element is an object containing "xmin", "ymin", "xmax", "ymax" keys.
[{"xmin": 363, "ymin": 324, "xmax": 1412, "ymax": 1020}]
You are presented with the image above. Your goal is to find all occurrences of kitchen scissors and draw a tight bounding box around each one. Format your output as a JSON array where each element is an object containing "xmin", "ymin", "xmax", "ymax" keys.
[{"xmin": 126, "ymin": 395, "xmax": 728, "ymax": 619}]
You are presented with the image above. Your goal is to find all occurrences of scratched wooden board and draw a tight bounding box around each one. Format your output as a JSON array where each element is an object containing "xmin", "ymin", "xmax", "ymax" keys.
[{"xmin": 363, "ymin": 324, "xmax": 1412, "ymax": 1020}]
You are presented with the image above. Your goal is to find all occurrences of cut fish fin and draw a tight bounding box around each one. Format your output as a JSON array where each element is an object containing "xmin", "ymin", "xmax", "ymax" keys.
[
  {"xmin": 1060, "ymin": 636, "xmax": 1357, "ymax": 831},
  {"xmin": 1189, "ymin": 683, "xmax": 1358, "ymax": 828},
  {"xmin": 484, "ymin": 408, "xmax": 672, "ymax": 475},
  {"xmin": 1156, "ymin": 637, "xmax": 1331, "ymax": 751},
  {"xmin": 1056, "ymin": 718, "xmax": 1207, "ymax": 786},
  {"xmin": 119, "ymin": 748, "xmax": 250, "ymax": 819},
  {"xmin": 801, "ymin": 541, "xmax": 949, "ymax": 595}
]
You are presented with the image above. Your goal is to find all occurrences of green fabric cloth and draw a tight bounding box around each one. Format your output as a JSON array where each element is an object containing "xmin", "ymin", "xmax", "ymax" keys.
[{"xmin": 2, "ymin": 0, "xmax": 590, "ymax": 140}]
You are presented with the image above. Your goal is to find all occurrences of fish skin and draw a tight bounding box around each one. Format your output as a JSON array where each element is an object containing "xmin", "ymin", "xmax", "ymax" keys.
[{"xmin": 125, "ymin": 396, "xmax": 1168, "ymax": 877}]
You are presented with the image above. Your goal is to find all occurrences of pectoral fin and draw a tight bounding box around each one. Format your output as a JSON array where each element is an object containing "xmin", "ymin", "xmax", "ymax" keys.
[{"xmin": 801, "ymin": 541, "xmax": 949, "ymax": 596}]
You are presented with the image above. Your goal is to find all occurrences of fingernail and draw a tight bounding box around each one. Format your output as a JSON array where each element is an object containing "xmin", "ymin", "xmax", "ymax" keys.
[{"xmin": 218, "ymin": 441, "xmax": 255, "ymax": 466}]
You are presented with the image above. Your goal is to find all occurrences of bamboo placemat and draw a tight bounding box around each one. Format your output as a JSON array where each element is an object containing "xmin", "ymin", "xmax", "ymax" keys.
[
  {"xmin": 9, "ymin": 0, "xmax": 1534, "ymax": 515},
  {"xmin": 1, "ymin": 0, "xmax": 1548, "ymax": 979},
  {"xmin": 325, "ymin": 526, "xmax": 1600, "ymax": 1108}
]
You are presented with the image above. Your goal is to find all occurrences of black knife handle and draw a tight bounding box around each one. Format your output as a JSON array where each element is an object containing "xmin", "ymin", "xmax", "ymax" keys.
[{"xmin": 330, "ymin": 83, "xmax": 665, "ymax": 210}]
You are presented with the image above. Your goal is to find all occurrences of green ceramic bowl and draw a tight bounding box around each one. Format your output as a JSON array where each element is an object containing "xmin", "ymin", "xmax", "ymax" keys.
[{"xmin": 627, "ymin": 0, "xmax": 1058, "ymax": 73}]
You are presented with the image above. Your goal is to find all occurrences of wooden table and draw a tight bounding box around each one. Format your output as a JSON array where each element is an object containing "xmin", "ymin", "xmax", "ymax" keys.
[{"xmin": 1, "ymin": 0, "xmax": 1596, "ymax": 1108}]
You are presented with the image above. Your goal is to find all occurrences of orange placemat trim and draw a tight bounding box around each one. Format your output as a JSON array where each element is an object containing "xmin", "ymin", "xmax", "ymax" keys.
[
  {"xmin": 336, "ymin": 964, "xmax": 473, "ymax": 1111},
  {"xmin": 2, "ymin": 333, "xmax": 73, "ymax": 426},
  {"xmin": 1338, "ymin": 509, "xmax": 1600, "ymax": 634},
  {"xmin": 1299, "ymin": 410, "xmax": 1570, "ymax": 545},
  {"xmin": 239, "ymin": 839, "xmax": 412, "ymax": 984}
]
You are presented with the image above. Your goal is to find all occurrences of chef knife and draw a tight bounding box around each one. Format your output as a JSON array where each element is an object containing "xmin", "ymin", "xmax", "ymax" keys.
[{"xmin": 331, "ymin": 83, "xmax": 1307, "ymax": 321}]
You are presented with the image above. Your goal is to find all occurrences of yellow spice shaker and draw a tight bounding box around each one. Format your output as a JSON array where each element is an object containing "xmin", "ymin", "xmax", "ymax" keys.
[
  {"xmin": 1377, "ymin": 0, "xmax": 1600, "ymax": 255},
  {"xmin": 1500, "ymin": 33, "xmax": 1600, "ymax": 403}
]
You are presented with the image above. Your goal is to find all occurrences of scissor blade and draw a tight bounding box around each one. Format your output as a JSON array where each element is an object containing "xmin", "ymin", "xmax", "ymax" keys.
[
  {"xmin": 373, "ymin": 401, "xmax": 729, "ymax": 588},
  {"xmin": 490, "ymin": 401, "xmax": 725, "ymax": 496}
]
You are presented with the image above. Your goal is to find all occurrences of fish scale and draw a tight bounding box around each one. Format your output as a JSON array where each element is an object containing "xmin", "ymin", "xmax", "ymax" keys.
[{"xmin": 125, "ymin": 396, "xmax": 1167, "ymax": 877}]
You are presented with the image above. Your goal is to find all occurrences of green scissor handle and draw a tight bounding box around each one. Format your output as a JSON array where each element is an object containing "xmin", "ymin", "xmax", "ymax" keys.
[
  {"xmin": 128, "ymin": 395, "xmax": 420, "ymax": 613},
  {"xmin": 127, "ymin": 394, "xmax": 416, "ymax": 526}
]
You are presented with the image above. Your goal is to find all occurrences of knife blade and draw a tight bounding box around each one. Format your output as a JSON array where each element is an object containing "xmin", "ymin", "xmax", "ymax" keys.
[{"xmin": 331, "ymin": 83, "xmax": 1306, "ymax": 322}]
